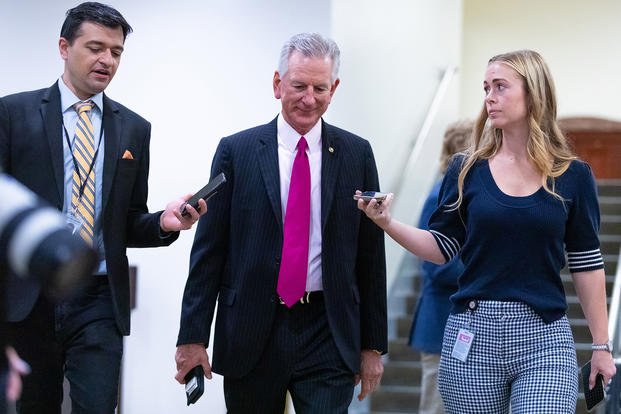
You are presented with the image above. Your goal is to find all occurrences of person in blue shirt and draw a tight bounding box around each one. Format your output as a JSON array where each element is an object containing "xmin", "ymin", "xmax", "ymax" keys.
[
  {"xmin": 358, "ymin": 49, "xmax": 616, "ymax": 413},
  {"xmin": 410, "ymin": 120, "xmax": 471, "ymax": 414}
]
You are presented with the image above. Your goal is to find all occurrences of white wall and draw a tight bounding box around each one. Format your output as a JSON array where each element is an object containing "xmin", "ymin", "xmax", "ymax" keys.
[{"xmin": 461, "ymin": 0, "xmax": 621, "ymax": 121}]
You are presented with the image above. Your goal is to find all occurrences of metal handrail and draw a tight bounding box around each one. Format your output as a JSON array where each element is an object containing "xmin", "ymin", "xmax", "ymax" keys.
[
  {"xmin": 390, "ymin": 65, "xmax": 458, "ymax": 194},
  {"xmin": 607, "ymin": 244, "xmax": 621, "ymax": 353},
  {"xmin": 384, "ymin": 65, "xmax": 458, "ymax": 294},
  {"xmin": 605, "ymin": 244, "xmax": 621, "ymax": 413}
]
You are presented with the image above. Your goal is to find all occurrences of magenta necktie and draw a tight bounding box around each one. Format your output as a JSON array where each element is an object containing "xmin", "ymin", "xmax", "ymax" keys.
[{"xmin": 277, "ymin": 137, "xmax": 311, "ymax": 307}]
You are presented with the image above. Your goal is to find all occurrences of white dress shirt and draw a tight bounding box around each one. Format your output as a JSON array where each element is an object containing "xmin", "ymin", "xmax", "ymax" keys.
[{"xmin": 277, "ymin": 114, "xmax": 323, "ymax": 292}]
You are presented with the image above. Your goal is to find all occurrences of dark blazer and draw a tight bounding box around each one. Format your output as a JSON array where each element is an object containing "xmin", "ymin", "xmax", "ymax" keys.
[
  {"xmin": 177, "ymin": 117, "xmax": 387, "ymax": 378},
  {"xmin": 0, "ymin": 82, "xmax": 178, "ymax": 335}
]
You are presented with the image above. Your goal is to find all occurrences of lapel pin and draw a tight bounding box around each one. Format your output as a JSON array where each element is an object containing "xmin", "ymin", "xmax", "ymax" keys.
[{"xmin": 328, "ymin": 146, "xmax": 334, "ymax": 153}]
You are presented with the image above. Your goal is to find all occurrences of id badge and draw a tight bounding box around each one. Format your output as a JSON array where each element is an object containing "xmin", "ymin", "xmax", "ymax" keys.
[
  {"xmin": 184, "ymin": 366, "xmax": 204, "ymax": 405},
  {"xmin": 66, "ymin": 212, "xmax": 84, "ymax": 236},
  {"xmin": 451, "ymin": 328, "xmax": 474, "ymax": 362}
]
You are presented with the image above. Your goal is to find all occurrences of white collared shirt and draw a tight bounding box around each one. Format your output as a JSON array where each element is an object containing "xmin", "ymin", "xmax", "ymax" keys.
[{"xmin": 277, "ymin": 114, "xmax": 323, "ymax": 292}]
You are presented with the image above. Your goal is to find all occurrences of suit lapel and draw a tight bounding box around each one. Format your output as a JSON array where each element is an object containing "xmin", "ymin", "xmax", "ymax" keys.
[
  {"xmin": 102, "ymin": 95, "xmax": 121, "ymax": 212},
  {"xmin": 41, "ymin": 83, "xmax": 65, "ymax": 204},
  {"xmin": 256, "ymin": 118, "xmax": 283, "ymax": 230},
  {"xmin": 321, "ymin": 120, "xmax": 340, "ymax": 232}
]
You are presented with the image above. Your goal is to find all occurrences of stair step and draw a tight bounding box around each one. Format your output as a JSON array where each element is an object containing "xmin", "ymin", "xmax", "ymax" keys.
[
  {"xmin": 388, "ymin": 339, "xmax": 420, "ymax": 362},
  {"xmin": 600, "ymin": 235, "xmax": 621, "ymax": 255},
  {"xmin": 600, "ymin": 233, "xmax": 621, "ymax": 243},
  {"xmin": 389, "ymin": 272, "xmax": 418, "ymax": 297},
  {"xmin": 396, "ymin": 316, "xmax": 412, "ymax": 339},
  {"xmin": 370, "ymin": 385, "xmax": 420, "ymax": 412},
  {"xmin": 598, "ymin": 180, "xmax": 621, "ymax": 197},
  {"xmin": 600, "ymin": 196, "xmax": 621, "ymax": 215},
  {"xmin": 367, "ymin": 409, "xmax": 419, "ymax": 414},
  {"xmin": 381, "ymin": 361, "xmax": 422, "ymax": 386},
  {"xmin": 600, "ymin": 215, "xmax": 621, "ymax": 234}
]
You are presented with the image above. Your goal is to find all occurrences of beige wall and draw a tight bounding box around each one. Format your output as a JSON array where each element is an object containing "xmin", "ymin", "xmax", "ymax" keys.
[
  {"xmin": 329, "ymin": 0, "xmax": 463, "ymax": 306},
  {"xmin": 331, "ymin": 0, "xmax": 463, "ymax": 192},
  {"xmin": 461, "ymin": 0, "xmax": 621, "ymax": 121}
]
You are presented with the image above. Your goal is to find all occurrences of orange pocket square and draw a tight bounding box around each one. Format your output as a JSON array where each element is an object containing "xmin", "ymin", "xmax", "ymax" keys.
[{"xmin": 122, "ymin": 150, "xmax": 134, "ymax": 160}]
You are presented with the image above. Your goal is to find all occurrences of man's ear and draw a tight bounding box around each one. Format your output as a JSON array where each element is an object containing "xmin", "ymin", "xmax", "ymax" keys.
[
  {"xmin": 330, "ymin": 78, "xmax": 340, "ymax": 97},
  {"xmin": 59, "ymin": 37, "xmax": 69, "ymax": 60},
  {"xmin": 273, "ymin": 71, "xmax": 282, "ymax": 99}
]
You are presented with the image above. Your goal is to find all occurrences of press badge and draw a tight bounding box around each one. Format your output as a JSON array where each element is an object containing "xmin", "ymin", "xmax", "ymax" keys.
[
  {"xmin": 451, "ymin": 328, "xmax": 474, "ymax": 362},
  {"xmin": 66, "ymin": 212, "xmax": 84, "ymax": 236},
  {"xmin": 185, "ymin": 376, "xmax": 198, "ymax": 394}
]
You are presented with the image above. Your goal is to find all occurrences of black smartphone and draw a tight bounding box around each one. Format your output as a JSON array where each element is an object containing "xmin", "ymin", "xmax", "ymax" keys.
[
  {"xmin": 581, "ymin": 360, "xmax": 605, "ymax": 412},
  {"xmin": 184, "ymin": 365, "xmax": 205, "ymax": 405},
  {"xmin": 180, "ymin": 172, "xmax": 227, "ymax": 217},
  {"xmin": 353, "ymin": 191, "xmax": 388, "ymax": 204}
]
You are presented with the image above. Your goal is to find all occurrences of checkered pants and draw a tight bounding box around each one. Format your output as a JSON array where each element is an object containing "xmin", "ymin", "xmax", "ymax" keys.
[{"xmin": 438, "ymin": 301, "xmax": 578, "ymax": 413}]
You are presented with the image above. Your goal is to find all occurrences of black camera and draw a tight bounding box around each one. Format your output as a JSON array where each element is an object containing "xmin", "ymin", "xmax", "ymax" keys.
[{"xmin": 0, "ymin": 173, "xmax": 97, "ymax": 299}]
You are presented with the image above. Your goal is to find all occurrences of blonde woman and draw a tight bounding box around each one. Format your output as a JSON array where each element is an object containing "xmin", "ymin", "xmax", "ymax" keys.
[{"xmin": 358, "ymin": 50, "xmax": 616, "ymax": 413}]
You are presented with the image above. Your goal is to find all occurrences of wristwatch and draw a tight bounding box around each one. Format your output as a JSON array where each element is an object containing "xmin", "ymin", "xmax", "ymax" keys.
[{"xmin": 591, "ymin": 341, "xmax": 613, "ymax": 353}]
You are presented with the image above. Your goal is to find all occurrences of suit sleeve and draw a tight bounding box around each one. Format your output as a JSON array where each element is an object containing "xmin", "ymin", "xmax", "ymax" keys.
[
  {"xmin": 177, "ymin": 138, "xmax": 232, "ymax": 346},
  {"xmin": 356, "ymin": 141, "xmax": 387, "ymax": 353},
  {"xmin": 124, "ymin": 121, "xmax": 179, "ymax": 247}
]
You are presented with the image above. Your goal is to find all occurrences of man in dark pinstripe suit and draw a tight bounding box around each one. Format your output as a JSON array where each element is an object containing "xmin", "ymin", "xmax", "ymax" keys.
[{"xmin": 175, "ymin": 33, "xmax": 387, "ymax": 413}]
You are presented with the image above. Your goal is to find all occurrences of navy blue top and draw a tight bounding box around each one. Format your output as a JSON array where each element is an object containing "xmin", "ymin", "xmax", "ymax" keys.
[
  {"xmin": 410, "ymin": 180, "xmax": 464, "ymax": 353},
  {"xmin": 429, "ymin": 157, "xmax": 604, "ymax": 323}
]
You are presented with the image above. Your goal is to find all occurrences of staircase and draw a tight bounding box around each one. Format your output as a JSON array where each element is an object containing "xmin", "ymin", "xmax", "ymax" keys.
[{"xmin": 369, "ymin": 180, "xmax": 621, "ymax": 414}]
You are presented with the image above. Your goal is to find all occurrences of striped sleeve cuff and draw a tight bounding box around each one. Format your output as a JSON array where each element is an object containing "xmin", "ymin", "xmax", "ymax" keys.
[
  {"xmin": 567, "ymin": 248, "xmax": 604, "ymax": 272},
  {"xmin": 429, "ymin": 230, "xmax": 461, "ymax": 262}
]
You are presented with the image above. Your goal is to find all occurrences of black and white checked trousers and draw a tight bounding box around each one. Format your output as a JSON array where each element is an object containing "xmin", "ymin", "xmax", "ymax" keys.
[{"xmin": 438, "ymin": 301, "xmax": 578, "ymax": 413}]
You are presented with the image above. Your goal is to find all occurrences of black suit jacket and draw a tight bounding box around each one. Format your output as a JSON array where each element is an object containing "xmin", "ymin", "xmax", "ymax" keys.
[
  {"xmin": 0, "ymin": 82, "xmax": 179, "ymax": 335},
  {"xmin": 177, "ymin": 117, "xmax": 387, "ymax": 378}
]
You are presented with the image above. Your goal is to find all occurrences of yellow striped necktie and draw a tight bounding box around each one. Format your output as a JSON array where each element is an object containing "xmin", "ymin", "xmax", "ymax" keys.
[{"xmin": 71, "ymin": 100, "xmax": 96, "ymax": 245}]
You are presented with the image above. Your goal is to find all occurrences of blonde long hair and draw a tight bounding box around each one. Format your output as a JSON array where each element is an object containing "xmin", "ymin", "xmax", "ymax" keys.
[{"xmin": 453, "ymin": 50, "xmax": 576, "ymax": 208}]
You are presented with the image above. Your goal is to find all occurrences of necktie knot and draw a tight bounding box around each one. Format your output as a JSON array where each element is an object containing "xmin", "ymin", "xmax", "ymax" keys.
[
  {"xmin": 74, "ymin": 100, "xmax": 94, "ymax": 115},
  {"xmin": 297, "ymin": 136, "xmax": 308, "ymax": 153}
]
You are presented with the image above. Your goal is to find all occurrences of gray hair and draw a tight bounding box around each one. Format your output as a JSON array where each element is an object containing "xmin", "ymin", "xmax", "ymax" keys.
[{"xmin": 277, "ymin": 33, "xmax": 341, "ymax": 82}]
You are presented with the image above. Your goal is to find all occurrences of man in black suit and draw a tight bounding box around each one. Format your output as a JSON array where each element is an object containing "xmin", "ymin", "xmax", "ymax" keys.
[
  {"xmin": 0, "ymin": 3, "xmax": 205, "ymax": 413},
  {"xmin": 175, "ymin": 33, "xmax": 387, "ymax": 413}
]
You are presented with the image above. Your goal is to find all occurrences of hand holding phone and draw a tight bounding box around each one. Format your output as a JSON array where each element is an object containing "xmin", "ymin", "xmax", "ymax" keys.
[
  {"xmin": 582, "ymin": 360, "xmax": 605, "ymax": 412},
  {"xmin": 184, "ymin": 365, "xmax": 205, "ymax": 405},
  {"xmin": 353, "ymin": 191, "xmax": 388, "ymax": 204},
  {"xmin": 180, "ymin": 172, "xmax": 227, "ymax": 217}
]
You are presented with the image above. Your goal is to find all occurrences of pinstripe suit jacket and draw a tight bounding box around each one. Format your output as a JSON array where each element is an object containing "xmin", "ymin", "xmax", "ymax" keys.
[
  {"xmin": 177, "ymin": 116, "xmax": 387, "ymax": 378},
  {"xmin": 0, "ymin": 83, "xmax": 179, "ymax": 335}
]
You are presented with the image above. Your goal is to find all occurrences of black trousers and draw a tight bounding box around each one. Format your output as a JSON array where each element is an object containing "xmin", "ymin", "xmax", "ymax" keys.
[
  {"xmin": 224, "ymin": 295, "xmax": 355, "ymax": 414},
  {"xmin": 0, "ymin": 369, "xmax": 7, "ymax": 414},
  {"xmin": 8, "ymin": 277, "xmax": 122, "ymax": 414}
]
